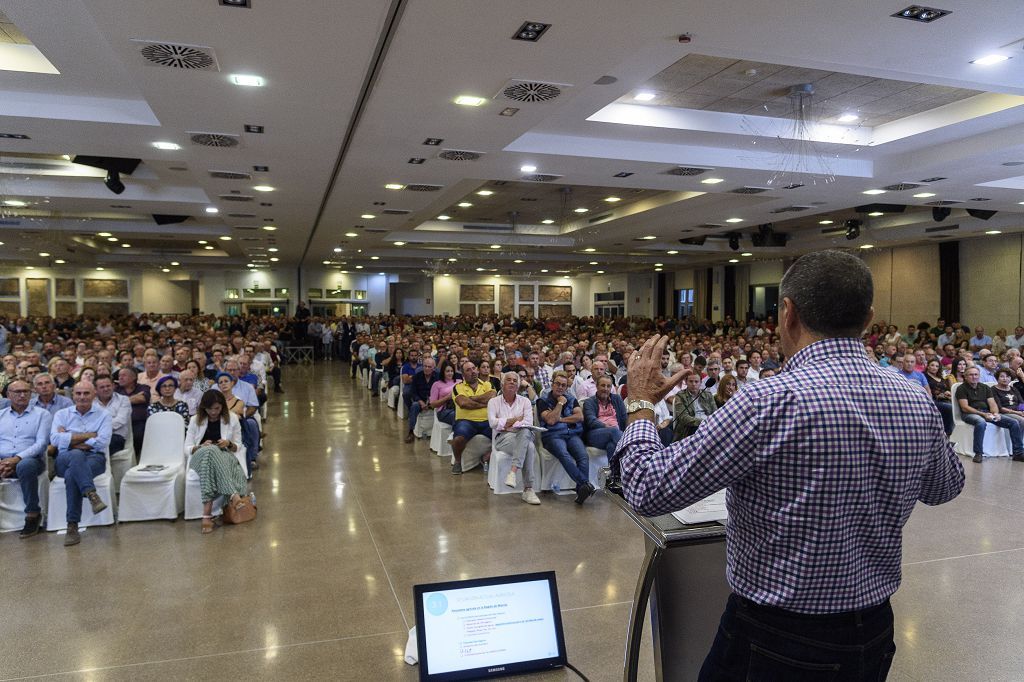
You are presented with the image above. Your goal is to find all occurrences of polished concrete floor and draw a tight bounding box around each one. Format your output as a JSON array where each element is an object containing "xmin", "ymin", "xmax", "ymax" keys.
[{"xmin": 4, "ymin": 363, "xmax": 1024, "ymax": 681}]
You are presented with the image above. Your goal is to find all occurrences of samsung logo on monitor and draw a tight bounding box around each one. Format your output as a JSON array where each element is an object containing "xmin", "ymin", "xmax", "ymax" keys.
[{"xmin": 487, "ymin": 667, "xmax": 506, "ymax": 673}]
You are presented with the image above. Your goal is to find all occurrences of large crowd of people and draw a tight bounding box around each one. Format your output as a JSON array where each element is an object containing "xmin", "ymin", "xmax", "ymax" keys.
[{"xmin": 2, "ymin": 309, "xmax": 1022, "ymax": 540}]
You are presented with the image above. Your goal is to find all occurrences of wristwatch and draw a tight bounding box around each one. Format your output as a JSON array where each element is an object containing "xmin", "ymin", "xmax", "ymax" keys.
[{"xmin": 626, "ymin": 399, "xmax": 656, "ymax": 414}]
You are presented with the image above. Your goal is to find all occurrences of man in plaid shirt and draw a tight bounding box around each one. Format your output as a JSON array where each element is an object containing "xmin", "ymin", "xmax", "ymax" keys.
[{"xmin": 615, "ymin": 250, "xmax": 964, "ymax": 681}]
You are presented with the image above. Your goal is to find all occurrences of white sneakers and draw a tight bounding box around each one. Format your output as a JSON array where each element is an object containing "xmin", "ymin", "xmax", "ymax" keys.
[
  {"xmin": 521, "ymin": 489, "xmax": 541, "ymax": 505},
  {"xmin": 505, "ymin": 470, "xmax": 517, "ymax": 488}
]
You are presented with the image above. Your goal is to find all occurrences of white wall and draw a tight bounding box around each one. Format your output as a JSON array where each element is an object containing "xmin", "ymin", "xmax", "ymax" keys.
[
  {"xmin": 139, "ymin": 272, "xmax": 193, "ymax": 314},
  {"xmin": 393, "ymin": 278, "xmax": 433, "ymax": 316},
  {"xmin": 627, "ymin": 273, "xmax": 654, "ymax": 317},
  {"xmin": 748, "ymin": 260, "xmax": 784, "ymax": 285},
  {"xmin": 960, "ymin": 233, "xmax": 1024, "ymax": 331}
]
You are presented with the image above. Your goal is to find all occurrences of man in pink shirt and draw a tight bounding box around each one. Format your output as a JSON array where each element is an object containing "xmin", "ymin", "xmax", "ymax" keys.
[{"xmin": 487, "ymin": 372, "xmax": 540, "ymax": 505}]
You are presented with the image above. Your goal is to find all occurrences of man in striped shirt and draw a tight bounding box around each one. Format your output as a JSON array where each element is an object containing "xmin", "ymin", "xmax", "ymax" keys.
[{"xmin": 615, "ymin": 250, "xmax": 964, "ymax": 680}]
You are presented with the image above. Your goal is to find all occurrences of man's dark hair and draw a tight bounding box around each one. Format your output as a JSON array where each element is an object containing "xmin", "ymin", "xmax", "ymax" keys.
[{"xmin": 780, "ymin": 250, "xmax": 873, "ymax": 338}]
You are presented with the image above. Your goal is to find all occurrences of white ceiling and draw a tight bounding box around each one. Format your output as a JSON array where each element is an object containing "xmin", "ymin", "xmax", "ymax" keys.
[{"xmin": 0, "ymin": 0, "xmax": 1023, "ymax": 277}]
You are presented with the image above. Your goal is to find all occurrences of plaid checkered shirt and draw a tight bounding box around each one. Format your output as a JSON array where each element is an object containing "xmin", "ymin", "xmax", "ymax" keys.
[{"xmin": 615, "ymin": 337, "xmax": 964, "ymax": 614}]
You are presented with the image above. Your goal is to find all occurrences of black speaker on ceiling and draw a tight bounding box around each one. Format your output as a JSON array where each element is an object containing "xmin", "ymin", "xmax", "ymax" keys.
[
  {"xmin": 152, "ymin": 214, "xmax": 190, "ymax": 225},
  {"xmin": 854, "ymin": 203, "xmax": 907, "ymax": 214},
  {"xmin": 966, "ymin": 209, "xmax": 997, "ymax": 221},
  {"xmin": 728, "ymin": 233, "xmax": 740, "ymax": 251},
  {"xmin": 71, "ymin": 155, "xmax": 141, "ymax": 175},
  {"xmin": 844, "ymin": 219, "xmax": 862, "ymax": 240},
  {"xmin": 932, "ymin": 207, "xmax": 952, "ymax": 222}
]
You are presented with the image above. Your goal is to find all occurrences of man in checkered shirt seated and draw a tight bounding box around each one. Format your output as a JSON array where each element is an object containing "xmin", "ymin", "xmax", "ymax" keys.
[{"xmin": 615, "ymin": 249, "xmax": 964, "ymax": 681}]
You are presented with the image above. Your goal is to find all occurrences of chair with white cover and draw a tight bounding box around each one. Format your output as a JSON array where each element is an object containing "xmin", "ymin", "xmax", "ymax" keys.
[
  {"xmin": 538, "ymin": 443, "xmax": 577, "ymax": 495},
  {"xmin": 397, "ymin": 394, "xmax": 407, "ymax": 420},
  {"xmin": 585, "ymin": 446, "xmax": 609, "ymax": 488},
  {"xmin": 413, "ymin": 410, "xmax": 435, "ymax": 439},
  {"xmin": 184, "ymin": 441, "xmax": 247, "ymax": 520},
  {"xmin": 431, "ymin": 421, "xmax": 453, "ymax": 457},
  {"xmin": 387, "ymin": 385, "xmax": 400, "ymax": 409},
  {"xmin": 0, "ymin": 468, "xmax": 48, "ymax": 532},
  {"xmin": 950, "ymin": 382, "xmax": 1012, "ymax": 458},
  {"xmin": 109, "ymin": 423, "xmax": 135, "ymax": 495},
  {"xmin": 452, "ymin": 434, "xmax": 490, "ymax": 472},
  {"xmin": 486, "ymin": 431, "xmax": 535, "ymax": 495},
  {"xmin": 46, "ymin": 449, "xmax": 116, "ymax": 531},
  {"xmin": 377, "ymin": 371, "xmax": 387, "ymax": 402},
  {"xmin": 117, "ymin": 412, "xmax": 187, "ymax": 522}
]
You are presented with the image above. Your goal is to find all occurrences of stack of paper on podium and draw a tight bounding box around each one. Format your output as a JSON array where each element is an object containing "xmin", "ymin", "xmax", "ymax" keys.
[{"xmin": 671, "ymin": 489, "xmax": 727, "ymax": 524}]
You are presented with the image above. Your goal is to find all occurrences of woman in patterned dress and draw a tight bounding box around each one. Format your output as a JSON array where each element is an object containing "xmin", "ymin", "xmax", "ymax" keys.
[
  {"xmin": 147, "ymin": 375, "xmax": 190, "ymax": 430},
  {"xmin": 184, "ymin": 390, "xmax": 247, "ymax": 534}
]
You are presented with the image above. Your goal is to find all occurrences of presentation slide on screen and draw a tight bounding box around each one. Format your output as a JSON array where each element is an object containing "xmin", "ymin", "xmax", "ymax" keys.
[{"xmin": 422, "ymin": 579, "xmax": 559, "ymax": 674}]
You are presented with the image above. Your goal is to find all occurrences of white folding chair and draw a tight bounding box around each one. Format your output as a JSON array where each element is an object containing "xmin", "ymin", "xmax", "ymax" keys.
[
  {"xmin": 117, "ymin": 412, "xmax": 187, "ymax": 522},
  {"xmin": 452, "ymin": 434, "xmax": 490, "ymax": 472},
  {"xmin": 387, "ymin": 385, "xmax": 400, "ymax": 409},
  {"xmin": 0, "ymin": 467, "xmax": 48, "ymax": 532},
  {"xmin": 431, "ymin": 421, "xmax": 453, "ymax": 457},
  {"xmin": 184, "ymin": 441, "xmax": 247, "ymax": 520},
  {"xmin": 538, "ymin": 441, "xmax": 577, "ymax": 495},
  {"xmin": 397, "ymin": 394, "xmax": 407, "ymax": 420},
  {"xmin": 586, "ymin": 446, "xmax": 609, "ymax": 488},
  {"xmin": 487, "ymin": 431, "xmax": 535, "ymax": 495},
  {"xmin": 950, "ymin": 383, "xmax": 1012, "ymax": 458},
  {"xmin": 413, "ymin": 409, "xmax": 435, "ymax": 439},
  {"xmin": 46, "ymin": 449, "xmax": 116, "ymax": 531},
  {"xmin": 109, "ymin": 423, "xmax": 136, "ymax": 495}
]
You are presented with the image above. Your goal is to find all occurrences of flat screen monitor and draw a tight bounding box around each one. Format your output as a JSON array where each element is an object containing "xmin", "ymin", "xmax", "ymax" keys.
[{"xmin": 414, "ymin": 571, "xmax": 567, "ymax": 681}]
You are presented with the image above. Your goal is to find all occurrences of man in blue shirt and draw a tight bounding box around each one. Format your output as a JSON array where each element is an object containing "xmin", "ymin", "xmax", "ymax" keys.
[
  {"xmin": 51, "ymin": 381, "xmax": 112, "ymax": 546},
  {"xmin": 0, "ymin": 380, "xmax": 52, "ymax": 537},
  {"xmin": 29, "ymin": 373, "xmax": 73, "ymax": 416},
  {"xmin": 400, "ymin": 349, "xmax": 422, "ymax": 411},
  {"xmin": 537, "ymin": 370, "xmax": 594, "ymax": 504},
  {"xmin": 893, "ymin": 353, "xmax": 929, "ymax": 393},
  {"xmin": 969, "ymin": 327, "xmax": 993, "ymax": 357}
]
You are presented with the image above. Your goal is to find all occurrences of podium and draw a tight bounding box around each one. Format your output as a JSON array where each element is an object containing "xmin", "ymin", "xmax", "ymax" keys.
[{"xmin": 606, "ymin": 489, "xmax": 731, "ymax": 681}]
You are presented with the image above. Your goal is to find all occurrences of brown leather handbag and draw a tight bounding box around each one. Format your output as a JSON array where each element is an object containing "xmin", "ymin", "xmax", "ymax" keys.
[{"xmin": 223, "ymin": 495, "xmax": 257, "ymax": 524}]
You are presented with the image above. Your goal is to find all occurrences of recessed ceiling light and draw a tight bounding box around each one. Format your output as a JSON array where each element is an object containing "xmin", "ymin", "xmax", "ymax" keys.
[
  {"xmin": 443, "ymin": 273, "xmax": 450, "ymax": 277},
  {"xmin": 862, "ymin": 189, "xmax": 887, "ymax": 195},
  {"xmin": 583, "ymin": 248, "xmax": 596, "ymax": 252},
  {"xmin": 640, "ymin": 235, "xmax": 657, "ymax": 240},
  {"xmin": 512, "ymin": 20, "xmax": 551, "ymax": 42},
  {"xmin": 655, "ymin": 267, "xmax": 663, "ymax": 272},
  {"xmin": 986, "ymin": 230, "xmax": 1003, "ymax": 235},
  {"xmin": 493, "ymin": 274, "xmax": 500, "ymax": 278},
  {"xmin": 355, "ymin": 265, "xmax": 363, "ymax": 269},
  {"xmin": 230, "ymin": 74, "xmax": 264, "ymax": 87},
  {"xmin": 95, "ymin": 267, "xmax": 104, "ymax": 271},
  {"xmin": 423, "ymin": 138, "xmax": 444, "ymax": 146},
  {"xmin": 741, "ymin": 252, "xmax": 752, "ymax": 257},
  {"xmin": 204, "ymin": 245, "xmax": 214, "ymax": 250},
  {"xmin": 972, "ymin": 54, "xmax": 1010, "ymax": 66},
  {"xmin": 161, "ymin": 267, "xmax": 171, "ymax": 273},
  {"xmin": 476, "ymin": 190, "xmax": 494, "ymax": 196},
  {"xmin": 490, "ymin": 244, "xmax": 501, "ymax": 249},
  {"xmin": 198, "ymin": 240, "xmax": 208, "ymax": 244},
  {"xmin": 859, "ymin": 244, "xmax": 875, "ymax": 249},
  {"xmin": 700, "ymin": 178, "xmax": 725, "ymax": 185},
  {"xmin": 253, "ymin": 185, "xmax": 275, "ymax": 192},
  {"xmin": 267, "ymin": 257, "xmax": 278, "ymax": 262},
  {"xmin": 604, "ymin": 196, "xmax": 621, "ymax": 203},
  {"xmin": 247, "ymin": 263, "xmax": 255, "ymax": 268},
  {"xmin": 541, "ymin": 219, "xmax": 555, "ymax": 225},
  {"xmin": 121, "ymin": 243, "xmax": 131, "ymax": 248},
  {"xmin": 913, "ymin": 192, "xmax": 936, "ymax": 198},
  {"xmin": 107, "ymin": 237, "xmax": 118, "ymax": 242},
  {"xmin": 25, "ymin": 266, "xmax": 34, "ymax": 270},
  {"xmin": 371, "ymin": 255, "xmax": 380, "ymax": 260},
  {"xmin": 219, "ymin": 235, "xmax": 232, "ymax": 241},
  {"xmin": 667, "ymin": 250, "xmax": 680, "ymax": 255},
  {"xmin": 520, "ymin": 165, "xmax": 537, "ymax": 173},
  {"xmin": 152, "ymin": 141, "xmax": 181, "ymax": 150},
  {"xmin": 243, "ymin": 124, "xmax": 264, "ymax": 134},
  {"xmin": 725, "ymin": 218, "xmax": 744, "ymax": 223},
  {"xmin": 819, "ymin": 220, "xmax": 834, "ymax": 225},
  {"xmin": 322, "ymin": 260, "xmax": 331, "ymax": 265},
  {"xmin": 499, "ymin": 107, "xmax": 520, "ymax": 116},
  {"xmin": 54, "ymin": 259, "xmax": 65, "ymax": 264},
  {"xmin": 97, "ymin": 232, "xmax": 112, "ymax": 237},
  {"xmin": 448, "ymin": 258, "xmax": 457, "ymax": 262},
  {"xmin": 205, "ymin": 207, "xmax": 219, "ymax": 214},
  {"xmin": 393, "ymin": 241, "xmax": 406, "ymax": 246},
  {"xmin": 868, "ymin": 211, "xmax": 884, "ymax": 217},
  {"xmin": 728, "ymin": 259, "xmax": 739, "ymax": 263},
  {"xmin": 476, "ymin": 267, "xmax": 485, "ymax": 272},
  {"xmin": 2, "ymin": 199, "xmax": 26, "ymax": 207},
  {"xmin": 838, "ymin": 113, "xmax": 860, "ymax": 123},
  {"xmin": 360, "ymin": 214, "xmax": 375, "ymax": 220},
  {"xmin": 437, "ymin": 215, "xmax": 451, "ymax": 220},
  {"xmin": 540, "ymin": 269, "xmax": 548, "ymax": 273},
  {"xmin": 633, "ymin": 91, "xmax": 656, "ymax": 101},
  {"xmin": 262, "ymin": 225, "xmax": 277, "ymax": 231},
  {"xmin": 170, "ymin": 261, "xmax": 180, "ymax": 266},
  {"xmin": 574, "ymin": 208, "xmax": 588, "ymax": 213},
  {"xmin": 379, "ymin": 272, "xmax": 386, "ymax": 276},
  {"xmin": 596, "ymin": 270, "xmax": 604, "ymax": 274},
  {"xmin": 454, "ymin": 95, "xmax": 487, "ymax": 107},
  {"xmin": 514, "ymin": 259, "xmax": 524, "ymax": 263},
  {"xmin": 589, "ymin": 261, "xmax": 599, "ymax": 265},
  {"xmin": 333, "ymin": 247, "xmax": 343, "ymax": 253},
  {"xmin": 345, "ymin": 232, "xmax": 358, "ymax": 237},
  {"xmin": 385, "ymin": 183, "xmax": 405, "ymax": 190},
  {"xmin": 38, "ymin": 251, "xmax": 50, "ymax": 257},
  {"xmin": 457, "ymin": 202, "xmax": 472, "ymax": 208}
]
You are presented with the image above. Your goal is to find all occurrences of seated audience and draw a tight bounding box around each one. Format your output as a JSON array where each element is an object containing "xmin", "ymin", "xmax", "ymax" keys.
[
  {"xmin": 582, "ymin": 376, "xmax": 627, "ymax": 463},
  {"xmin": 955, "ymin": 367, "xmax": 1024, "ymax": 463},
  {"xmin": 537, "ymin": 370, "xmax": 594, "ymax": 504},
  {"xmin": 714, "ymin": 374, "xmax": 738, "ymax": 408},
  {"xmin": 175, "ymin": 370, "xmax": 204, "ymax": 416},
  {"xmin": 0, "ymin": 380, "xmax": 52, "ymax": 538},
  {"xmin": 405, "ymin": 357, "xmax": 438, "ymax": 443},
  {"xmin": 93, "ymin": 374, "xmax": 131, "ymax": 454},
  {"xmin": 215, "ymin": 372, "xmax": 258, "ymax": 474},
  {"xmin": 115, "ymin": 367, "xmax": 150, "ymax": 456},
  {"xmin": 992, "ymin": 369, "xmax": 1024, "ymax": 429},
  {"xmin": 486, "ymin": 372, "xmax": 540, "ymax": 505},
  {"xmin": 895, "ymin": 353, "xmax": 929, "ymax": 392},
  {"xmin": 450, "ymin": 360, "xmax": 495, "ymax": 475},
  {"xmin": 924, "ymin": 359, "xmax": 954, "ymax": 436},
  {"xmin": 147, "ymin": 375, "xmax": 190, "ymax": 430},
  {"xmin": 30, "ymin": 373, "xmax": 73, "ymax": 416},
  {"xmin": 185, "ymin": 389, "xmax": 247, "ymax": 534},
  {"xmin": 428, "ymin": 361, "xmax": 457, "ymax": 426},
  {"xmin": 51, "ymin": 381, "xmax": 111, "ymax": 546},
  {"xmin": 674, "ymin": 371, "xmax": 717, "ymax": 439},
  {"xmin": 978, "ymin": 353, "xmax": 1000, "ymax": 383}
]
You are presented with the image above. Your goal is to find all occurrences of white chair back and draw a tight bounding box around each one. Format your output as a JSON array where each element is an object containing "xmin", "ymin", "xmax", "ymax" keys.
[{"xmin": 139, "ymin": 411, "xmax": 187, "ymax": 467}]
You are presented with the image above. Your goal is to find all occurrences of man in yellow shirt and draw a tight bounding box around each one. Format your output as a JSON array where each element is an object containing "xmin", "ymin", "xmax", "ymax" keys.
[{"xmin": 450, "ymin": 360, "xmax": 496, "ymax": 475}]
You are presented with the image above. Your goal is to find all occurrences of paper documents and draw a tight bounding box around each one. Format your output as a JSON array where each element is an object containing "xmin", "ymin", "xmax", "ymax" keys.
[
  {"xmin": 512, "ymin": 422, "xmax": 547, "ymax": 432},
  {"xmin": 671, "ymin": 489, "xmax": 728, "ymax": 524}
]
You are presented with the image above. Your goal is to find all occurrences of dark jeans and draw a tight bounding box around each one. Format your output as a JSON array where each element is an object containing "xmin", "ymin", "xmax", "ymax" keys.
[
  {"xmin": 699, "ymin": 593, "xmax": 896, "ymax": 681},
  {"xmin": 934, "ymin": 400, "xmax": 954, "ymax": 437},
  {"xmin": 542, "ymin": 431, "xmax": 589, "ymax": 486},
  {"xmin": 437, "ymin": 407, "xmax": 455, "ymax": 426},
  {"xmin": 962, "ymin": 413, "xmax": 1024, "ymax": 456},
  {"xmin": 109, "ymin": 434, "xmax": 126, "ymax": 455}
]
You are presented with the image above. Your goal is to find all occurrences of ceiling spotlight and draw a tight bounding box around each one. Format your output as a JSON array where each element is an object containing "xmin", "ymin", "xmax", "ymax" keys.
[
  {"xmin": 247, "ymin": 263, "xmax": 255, "ymax": 268},
  {"xmin": 262, "ymin": 225, "xmax": 277, "ymax": 231},
  {"xmin": 490, "ymin": 244, "xmax": 501, "ymax": 249},
  {"xmin": 476, "ymin": 267, "xmax": 485, "ymax": 272},
  {"xmin": 219, "ymin": 235, "xmax": 232, "ymax": 241},
  {"xmin": 360, "ymin": 214, "xmax": 375, "ymax": 220},
  {"xmin": 654, "ymin": 262, "xmax": 664, "ymax": 267},
  {"xmin": 345, "ymin": 232, "xmax": 358, "ymax": 237},
  {"xmin": 161, "ymin": 268, "xmax": 171, "ymax": 273},
  {"xmin": 819, "ymin": 220, "xmax": 834, "ymax": 225},
  {"xmin": 972, "ymin": 54, "xmax": 1010, "ymax": 66},
  {"xmin": 574, "ymin": 208, "xmax": 588, "ymax": 213},
  {"xmin": 393, "ymin": 241, "xmax": 406, "ymax": 247},
  {"xmin": 655, "ymin": 268, "xmax": 663, "ymax": 272},
  {"xmin": 198, "ymin": 240, "xmax": 208, "ymax": 244},
  {"xmin": 25, "ymin": 266, "xmax": 34, "ymax": 270},
  {"xmin": 205, "ymin": 207, "xmax": 219, "ymax": 214},
  {"xmin": 448, "ymin": 258, "xmax": 457, "ymax": 262},
  {"xmin": 540, "ymin": 269, "xmax": 548, "ymax": 273},
  {"xmin": 152, "ymin": 141, "xmax": 181, "ymax": 150},
  {"xmin": 520, "ymin": 165, "xmax": 537, "ymax": 173},
  {"xmin": 514, "ymin": 259, "xmax": 524, "ymax": 263},
  {"xmin": 384, "ymin": 183, "xmax": 405, "ymax": 190},
  {"xmin": 596, "ymin": 270, "xmax": 604, "ymax": 274},
  {"xmin": 725, "ymin": 218, "xmax": 743, "ymax": 223},
  {"xmin": 457, "ymin": 202, "xmax": 472, "ymax": 208},
  {"xmin": 333, "ymin": 247, "xmax": 343, "ymax": 253},
  {"xmin": 437, "ymin": 215, "xmax": 451, "ymax": 221},
  {"xmin": 322, "ymin": 260, "xmax": 331, "ymax": 265},
  {"xmin": 95, "ymin": 267, "xmax": 104, "ymax": 271},
  {"xmin": 476, "ymin": 190, "xmax": 494, "ymax": 196},
  {"xmin": 891, "ymin": 6, "xmax": 951, "ymax": 22},
  {"xmin": 230, "ymin": 74, "xmax": 264, "ymax": 87},
  {"xmin": 443, "ymin": 273, "xmax": 450, "ymax": 277},
  {"xmin": 107, "ymin": 237, "xmax": 118, "ymax": 242},
  {"xmin": 583, "ymin": 247, "xmax": 596, "ymax": 252},
  {"xmin": 54, "ymin": 259, "xmax": 65, "ymax": 264},
  {"xmin": 633, "ymin": 91, "xmax": 656, "ymax": 101},
  {"xmin": 589, "ymin": 261, "xmax": 599, "ymax": 265},
  {"xmin": 38, "ymin": 251, "xmax": 50, "ymax": 257},
  {"xmin": 121, "ymin": 243, "xmax": 131, "ymax": 248},
  {"xmin": 844, "ymin": 219, "xmax": 862, "ymax": 240},
  {"xmin": 728, "ymin": 259, "xmax": 739, "ymax": 263},
  {"xmin": 667, "ymin": 250, "xmax": 679, "ymax": 255},
  {"xmin": 170, "ymin": 261, "xmax": 180, "ymax": 266},
  {"xmin": 541, "ymin": 219, "xmax": 555, "ymax": 224},
  {"xmin": 204, "ymin": 245, "xmax": 214, "ymax": 250},
  {"xmin": 838, "ymin": 113, "xmax": 860, "ymax": 123},
  {"xmin": 640, "ymin": 235, "xmax": 657, "ymax": 240},
  {"xmin": 371, "ymin": 256, "xmax": 380, "ymax": 260},
  {"xmin": 604, "ymin": 196, "xmax": 621, "ymax": 203},
  {"xmin": 986, "ymin": 229, "xmax": 1003, "ymax": 235},
  {"xmin": 104, "ymin": 170, "xmax": 125, "ymax": 194},
  {"xmin": 862, "ymin": 189, "xmax": 887, "ymax": 195},
  {"xmin": 868, "ymin": 211, "xmax": 884, "ymax": 217},
  {"xmin": 355, "ymin": 265, "xmax": 363, "ymax": 269},
  {"xmin": 454, "ymin": 95, "xmax": 487, "ymax": 107},
  {"xmin": 253, "ymin": 185, "xmax": 275, "ymax": 192},
  {"xmin": 728, "ymin": 234, "xmax": 740, "ymax": 251},
  {"xmin": 741, "ymin": 252, "xmax": 752, "ymax": 257},
  {"xmin": 860, "ymin": 244, "xmax": 875, "ymax": 249},
  {"xmin": 700, "ymin": 178, "xmax": 725, "ymax": 185},
  {"xmin": 512, "ymin": 21, "xmax": 550, "ymax": 42},
  {"xmin": 97, "ymin": 232, "xmax": 112, "ymax": 237}
]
